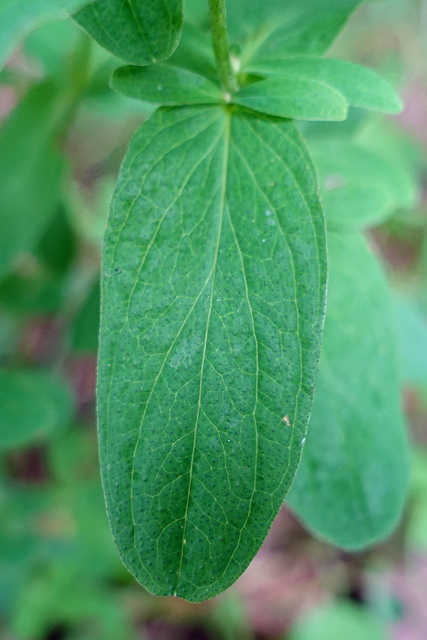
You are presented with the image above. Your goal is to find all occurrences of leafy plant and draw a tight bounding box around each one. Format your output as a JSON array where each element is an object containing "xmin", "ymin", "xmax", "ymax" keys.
[{"xmin": 0, "ymin": 0, "xmax": 410, "ymax": 604}]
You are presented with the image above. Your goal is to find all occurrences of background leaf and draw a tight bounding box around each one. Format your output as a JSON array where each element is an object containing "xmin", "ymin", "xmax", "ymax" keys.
[
  {"xmin": 308, "ymin": 138, "xmax": 414, "ymax": 231},
  {"xmin": 393, "ymin": 296, "xmax": 427, "ymax": 386},
  {"xmin": 288, "ymin": 600, "xmax": 387, "ymax": 640},
  {"xmin": 99, "ymin": 105, "xmax": 326, "ymax": 601},
  {"xmin": 287, "ymin": 232, "xmax": 409, "ymax": 549},
  {"xmin": 0, "ymin": 0, "xmax": 88, "ymax": 68},
  {"xmin": 0, "ymin": 83, "xmax": 66, "ymax": 279},
  {"xmin": 0, "ymin": 369, "xmax": 73, "ymax": 450},
  {"xmin": 240, "ymin": 1, "xmax": 363, "ymax": 65},
  {"xmin": 73, "ymin": 0, "xmax": 183, "ymax": 66}
]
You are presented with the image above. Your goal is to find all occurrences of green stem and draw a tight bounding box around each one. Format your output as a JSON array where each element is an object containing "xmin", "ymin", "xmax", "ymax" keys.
[{"xmin": 208, "ymin": 0, "xmax": 239, "ymax": 96}]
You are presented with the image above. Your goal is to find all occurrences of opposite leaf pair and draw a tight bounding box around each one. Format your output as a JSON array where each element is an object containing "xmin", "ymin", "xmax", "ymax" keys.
[{"xmin": 111, "ymin": 55, "xmax": 401, "ymax": 122}]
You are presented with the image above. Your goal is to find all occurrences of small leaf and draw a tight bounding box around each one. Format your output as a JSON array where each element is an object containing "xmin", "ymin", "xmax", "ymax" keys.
[
  {"xmin": 73, "ymin": 0, "xmax": 183, "ymax": 66},
  {"xmin": 233, "ymin": 77, "xmax": 348, "ymax": 121},
  {"xmin": 0, "ymin": 0, "xmax": 88, "ymax": 68},
  {"xmin": 99, "ymin": 105, "xmax": 326, "ymax": 601},
  {"xmin": 245, "ymin": 58, "xmax": 402, "ymax": 114},
  {"xmin": 0, "ymin": 370, "xmax": 73, "ymax": 451},
  {"xmin": 287, "ymin": 233, "xmax": 409, "ymax": 549},
  {"xmin": 112, "ymin": 65, "xmax": 223, "ymax": 106},
  {"xmin": 0, "ymin": 83, "xmax": 66, "ymax": 279}
]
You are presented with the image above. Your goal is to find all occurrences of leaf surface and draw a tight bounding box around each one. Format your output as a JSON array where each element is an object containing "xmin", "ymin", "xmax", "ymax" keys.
[
  {"xmin": 112, "ymin": 65, "xmax": 222, "ymax": 105},
  {"xmin": 233, "ymin": 77, "xmax": 348, "ymax": 121},
  {"xmin": 0, "ymin": 370, "xmax": 73, "ymax": 450},
  {"xmin": 287, "ymin": 233, "xmax": 408, "ymax": 549},
  {"xmin": 73, "ymin": 0, "xmax": 183, "ymax": 65},
  {"xmin": 245, "ymin": 58, "xmax": 402, "ymax": 114},
  {"xmin": 99, "ymin": 105, "xmax": 326, "ymax": 601},
  {"xmin": 0, "ymin": 0, "xmax": 87, "ymax": 68},
  {"xmin": 0, "ymin": 83, "xmax": 66, "ymax": 278}
]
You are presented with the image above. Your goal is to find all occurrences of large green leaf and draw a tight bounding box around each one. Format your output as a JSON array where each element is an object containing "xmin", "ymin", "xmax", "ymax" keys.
[
  {"xmin": 245, "ymin": 58, "xmax": 402, "ymax": 114},
  {"xmin": 232, "ymin": 77, "xmax": 348, "ymax": 121},
  {"xmin": 287, "ymin": 233, "xmax": 409, "ymax": 549},
  {"xmin": 0, "ymin": 0, "xmax": 88, "ymax": 68},
  {"xmin": 73, "ymin": 0, "xmax": 183, "ymax": 66},
  {"xmin": 99, "ymin": 105, "xmax": 326, "ymax": 601},
  {"xmin": 0, "ymin": 369, "xmax": 73, "ymax": 450},
  {"xmin": 0, "ymin": 83, "xmax": 66, "ymax": 279},
  {"xmin": 111, "ymin": 64, "xmax": 222, "ymax": 105}
]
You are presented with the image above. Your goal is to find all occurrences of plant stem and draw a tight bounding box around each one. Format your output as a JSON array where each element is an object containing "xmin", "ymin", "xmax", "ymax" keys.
[{"xmin": 208, "ymin": 0, "xmax": 239, "ymax": 96}]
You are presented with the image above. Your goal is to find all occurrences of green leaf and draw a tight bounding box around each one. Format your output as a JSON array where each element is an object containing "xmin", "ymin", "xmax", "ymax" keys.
[
  {"xmin": 308, "ymin": 138, "xmax": 411, "ymax": 231},
  {"xmin": 112, "ymin": 65, "xmax": 222, "ymax": 106},
  {"xmin": 71, "ymin": 280, "xmax": 100, "ymax": 353},
  {"xmin": 0, "ymin": 271, "xmax": 64, "ymax": 315},
  {"xmin": 242, "ymin": 1, "xmax": 363, "ymax": 66},
  {"xmin": 0, "ymin": 83, "xmax": 66, "ymax": 279},
  {"xmin": 288, "ymin": 600, "xmax": 386, "ymax": 640},
  {"xmin": 167, "ymin": 24, "xmax": 217, "ymax": 80},
  {"xmin": 393, "ymin": 296, "xmax": 427, "ymax": 385},
  {"xmin": 99, "ymin": 105, "xmax": 326, "ymax": 601},
  {"xmin": 0, "ymin": 370, "xmax": 73, "ymax": 451},
  {"xmin": 0, "ymin": 0, "xmax": 88, "ymax": 68},
  {"xmin": 245, "ymin": 58, "xmax": 402, "ymax": 114},
  {"xmin": 287, "ymin": 233, "xmax": 409, "ymax": 549},
  {"xmin": 24, "ymin": 18, "xmax": 81, "ymax": 78},
  {"xmin": 232, "ymin": 77, "xmax": 348, "ymax": 121},
  {"xmin": 73, "ymin": 0, "xmax": 183, "ymax": 66}
]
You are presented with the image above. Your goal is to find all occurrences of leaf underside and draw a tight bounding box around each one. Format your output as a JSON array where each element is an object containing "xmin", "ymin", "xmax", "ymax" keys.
[
  {"xmin": 111, "ymin": 64, "xmax": 223, "ymax": 106},
  {"xmin": 99, "ymin": 105, "xmax": 326, "ymax": 601},
  {"xmin": 287, "ymin": 233, "xmax": 409, "ymax": 549},
  {"xmin": 73, "ymin": 0, "xmax": 183, "ymax": 65}
]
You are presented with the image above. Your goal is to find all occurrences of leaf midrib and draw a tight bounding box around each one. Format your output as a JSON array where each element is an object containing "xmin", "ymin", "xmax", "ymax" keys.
[{"xmin": 174, "ymin": 109, "xmax": 230, "ymax": 594}]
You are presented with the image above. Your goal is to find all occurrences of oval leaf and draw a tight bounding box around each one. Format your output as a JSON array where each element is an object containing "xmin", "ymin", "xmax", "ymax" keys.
[
  {"xmin": 287, "ymin": 233, "xmax": 409, "ymax": 549},
  {"xmin": 73, "ymin": 0, "xmax": 183, "ymax": 65},
  {"xmin": 112, "ymin": 65, "xmax": 223, "ymax": 105},
  {"xmin": 99, "ymin": 105, "xmax": 326, "ymax": 601},
  {"xmin": 245, "ymin": 57, "xmax": 402, "ymax": 114},
  {"xmin": 233, "ymin": 77, "xmax": 348, "ymax": 121}
]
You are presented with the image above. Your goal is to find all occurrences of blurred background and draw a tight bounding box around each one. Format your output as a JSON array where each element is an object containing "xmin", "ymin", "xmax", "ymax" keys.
[{"xmin": 1, "ymin": 0, "xmax": 427, "ymax": 638}]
